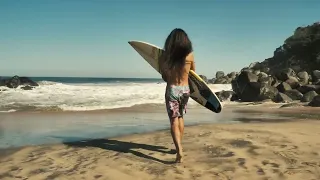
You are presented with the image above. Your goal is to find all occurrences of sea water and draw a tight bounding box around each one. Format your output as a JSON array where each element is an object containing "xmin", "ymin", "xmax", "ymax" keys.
[{"xmin": 0, "ymin": 77, "xmax": 232, "ymax": 112}]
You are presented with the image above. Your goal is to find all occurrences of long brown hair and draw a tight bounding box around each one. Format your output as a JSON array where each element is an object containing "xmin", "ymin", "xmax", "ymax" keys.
[{"xmin": 159, "ymin": 28, "xmax": 193, "ymax": 83}]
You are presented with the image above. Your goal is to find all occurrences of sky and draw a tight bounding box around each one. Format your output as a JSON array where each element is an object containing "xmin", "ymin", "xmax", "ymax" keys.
[{"xmin": 0, "ymin": 0, "xmax": 319, "ymax": 78}]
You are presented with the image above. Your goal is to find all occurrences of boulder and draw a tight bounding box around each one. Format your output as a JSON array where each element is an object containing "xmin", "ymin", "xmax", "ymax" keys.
[
  {"xmin": 230, "ymin": 94, "xmax": 239, "ymax": 101},
  {"xmin": 5, "ymin": 75, "xmax": 20, "ymax": 88},
  {"xmin": 231, "ymin": 71, "xmax": 259, "ymax": 96},
  {"xmin": 215, "ymin": 71, "xmax": 225, "ymax": 79},
  {"xmin": 258, "ymin": 72, "xmax": 268, "ymax": 79},
  {"xmin": 270, "ymin": 76, "xmax": 281, "ymax": 87},
  {"xmin": 297, "ymin": 71, "xmax": 309, "ymax": 85},
  {"xmin": 297, "ymin": 85, "xmax": 320, "ymax": 94},
  {"xmin": 199, "ymin": 75, "xmax": 208, "ymax": 83},
  {"xmin": 311, "ymin": 70, "xmax": 320, "ymax": 83},
  {"xmin": 272, "ymin": 92, "xmax": 293, "ymax": 103},
  {"xmin": 241, "ymin": 67, "xmax": 250, "ymax": 72},
  {"xmin": 21, "ymin": 85, "xmax": 34, "ymax": 90},
  {"xmin": 239, "ymin": 82, "xmax": 278, "ymax": 102},
  {"xmin": 214, "ymin": 78, "xmax": 226, "ymax": 84},
  {"xmin": 261, "ymin": 67, "xmax": 270, "ymax": 74},
  {"xmin": 208, "ymin": 78, "xmax": 216, "ymax": 84},
  {"xmin": 285, "ymin": 76, "xmax": 300, "ymax": 89},
  {"xmin": 0, "ymin": 75, "xmax": 39, "ymax": 89},
  {"xmin": 284, "ymin": 89, "xmax": 303, "ymax": 101},
  {"xmin": 301, "ymin": 91, "xmax": 318, "ymax": 102},
  {"xmin": 249, "ymin": 62, "xmax": 260, "ymax": 69},
  {"xmin": 275, "ymin": 68, "xmax": 296, "ymax": 82},
  {"xmin": 258, "ymin": 76, "xmax": 272, "ymax": 86},
  {"xmin": 253, "ymin": 70, "xmax": 260, "ymax": 75},
  {"xmin": 215, "ymin": 90, "xmax": 235, "ymax": 102},
  {"xmin": 227, "ymin": 72, "xmax": 237, "ymax": 79},
  {"xmin": 308, "ymin": 95, "xmax": 320, "ymax": 107},
  {"xmin": 276, "ymin": 82, "xmax": 292, "ymax": 93}
]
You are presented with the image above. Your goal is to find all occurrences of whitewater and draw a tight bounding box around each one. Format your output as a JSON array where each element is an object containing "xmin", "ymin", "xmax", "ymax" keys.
[{"xmin": 0, "ymin": 81, "xmax": 232, "ymax": 112}]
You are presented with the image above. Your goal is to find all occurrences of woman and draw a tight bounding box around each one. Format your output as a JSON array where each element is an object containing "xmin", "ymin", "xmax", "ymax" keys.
[{"xmin": 158, "ymin": 28, "xmax": 195, "ymax": 163}]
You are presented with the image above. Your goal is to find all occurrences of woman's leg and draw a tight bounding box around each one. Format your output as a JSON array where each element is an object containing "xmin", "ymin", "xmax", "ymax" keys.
[
  {"xmin": 178, "ymin": 90, "xmax": 189, "ymax": 145},
  {"xmin": 170, "ymin": 117, "xmax": 183, "ymax": 163},
  {"xmin": 178, "ymin": 117, "xmax": 184, "ymax": 141},
  {"xmin": 165, "ymin": 85, "xmax": 189, "ymax": 163}
]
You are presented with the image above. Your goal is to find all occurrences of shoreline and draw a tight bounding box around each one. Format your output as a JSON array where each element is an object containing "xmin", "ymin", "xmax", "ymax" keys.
[
  {"xmin": 1, "ymin": 100, "xmax": 319, "ymax": 115},
  {"xmin": 1, "ymin": 115, "xmax": 316, "ymax": 151},
  {"xmin": 0, "ymin": 103, "xmax": 319, "ymax": 150},
  {"xmin": 1, "ymin": 102, "xmax": 319, "ymax": 150}
]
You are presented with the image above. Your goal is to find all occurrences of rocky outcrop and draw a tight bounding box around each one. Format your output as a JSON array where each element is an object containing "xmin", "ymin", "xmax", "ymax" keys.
[
  {"xmin": 228, "ymin": 67, "xmax": 320, "ymax": 105},
  {"xmin": 0, "ymin": 75, "xmax": 39, "ymax": 90},
  {"xmin": 207, "ymin": 71, "xmax": 238, "ymax": 84},
  {"xmin": 251, "ymin": 22, "xmax": 320, "ymax": 76},
  {"xmin": 211, "ymin": 22, "xmax": 320, "ymax": 107}
]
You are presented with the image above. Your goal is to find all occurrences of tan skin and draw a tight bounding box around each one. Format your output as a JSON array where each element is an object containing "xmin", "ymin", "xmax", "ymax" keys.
[{"xmin": 160, "ymin": 52, "xmax": 195, "ymax": 163}]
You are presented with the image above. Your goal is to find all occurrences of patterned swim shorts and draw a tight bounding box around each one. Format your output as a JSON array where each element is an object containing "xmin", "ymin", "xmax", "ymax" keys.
[{"xmin": 165, "ymin": 85, "xmax": 190, "ymax": 118}]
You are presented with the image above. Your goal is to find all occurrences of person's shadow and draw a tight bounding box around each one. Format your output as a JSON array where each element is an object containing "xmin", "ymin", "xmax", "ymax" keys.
[{"xmin": 61, "ymin": 138, "xmax": 177, "ymax": 164}]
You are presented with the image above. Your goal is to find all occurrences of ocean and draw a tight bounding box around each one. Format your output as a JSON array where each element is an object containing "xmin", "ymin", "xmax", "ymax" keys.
[{"xmin": 0, "ymin": 77, "xmax": 233, "ymax": 113}]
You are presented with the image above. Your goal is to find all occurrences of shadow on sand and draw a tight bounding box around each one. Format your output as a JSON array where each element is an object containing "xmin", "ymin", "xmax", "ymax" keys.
[{"xmin": 63, "ymin": 138, "xmax": 177, "ymax": 164}]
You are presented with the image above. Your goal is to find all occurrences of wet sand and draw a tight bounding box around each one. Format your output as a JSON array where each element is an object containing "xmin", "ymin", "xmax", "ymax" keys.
[{"xmin": 0, "ymin": 104, "xmax": 320, "ymax": 180}]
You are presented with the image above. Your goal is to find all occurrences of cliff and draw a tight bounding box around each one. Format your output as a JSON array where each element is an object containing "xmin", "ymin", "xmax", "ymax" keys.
[{"xmin": 206, "ymin": 22, "xmax": 320, "ymax": 107}]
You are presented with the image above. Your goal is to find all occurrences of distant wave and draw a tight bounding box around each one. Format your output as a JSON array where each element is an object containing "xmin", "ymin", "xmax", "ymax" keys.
[
  {"xmin": 37, "ymin": 80, "xmax": 62, "ymax": 85},
  {"xmin": 0, "ymin": 81, "xmax": 232, "ymax": 112}
]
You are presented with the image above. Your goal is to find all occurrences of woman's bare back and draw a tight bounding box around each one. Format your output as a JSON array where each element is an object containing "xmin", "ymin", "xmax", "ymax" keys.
[{"xmin": 162, "ymin": 52, "xmax": 195, "ymax": 86}]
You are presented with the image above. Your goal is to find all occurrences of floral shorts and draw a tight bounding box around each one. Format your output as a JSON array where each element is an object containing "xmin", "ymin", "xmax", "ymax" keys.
[{"xmin": 165, "ymin": 85, "xmax": 190, "ymax": 118}]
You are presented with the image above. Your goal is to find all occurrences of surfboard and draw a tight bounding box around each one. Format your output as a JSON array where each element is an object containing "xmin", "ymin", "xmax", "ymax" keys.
[{"xmin": 128, "ymin": 40, "xmax": 223, "ymax": 113}]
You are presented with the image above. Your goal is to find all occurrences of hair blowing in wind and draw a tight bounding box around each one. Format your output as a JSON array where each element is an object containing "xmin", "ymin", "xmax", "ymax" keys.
[{"xmin": 159, "ymin": 28, "xmax": 193, "ymax": 82}]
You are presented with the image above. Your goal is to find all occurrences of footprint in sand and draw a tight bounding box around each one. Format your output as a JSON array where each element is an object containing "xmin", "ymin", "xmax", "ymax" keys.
[
  {"xmin": 94, "ymin": 175, "xmax": 102, "ymax": 179},
  {"xmin": 198, "ymin": 131, "xmax": 212, "ymax": 137},
  {"xmin": 205, "ymin": 145, "xmax": 234, "ymax": 158},
  {"xmin": 273, "ymin": 151, "xmax": 298, "ymax": 165},
  {"xmin": 256, "ymin": 166, "xmax": 265, "ymax": 175},
  {"xmin": 261, "ymin": 159, "xmax": 283, "ymax": 175},
  {"xmin": 301, "ymin": 161, "xmax": 319, "ymax": 167},
  {"xmin": 236, "ymin": 158, "xmax": 247, "ymax": 169},
  {"xmin": 228, "ymin": 139, "xmax": 260, "ymax": 155},
  {"xmin": 279, "ymin": 144, "xmax": 298, "ymax": 150},
  {"xmin": 262, "ymin": 160, "xmax": 280, "ymax": 168},
  {"xmin": 229, "ymin": 139, "xmax": 253, "ymax": 148}
]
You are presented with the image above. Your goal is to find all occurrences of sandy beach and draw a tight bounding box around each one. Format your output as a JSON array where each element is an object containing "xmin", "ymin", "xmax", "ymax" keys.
[{"xmin": 0, "ymin": 104, "xmax": 320, "ymax": 180}]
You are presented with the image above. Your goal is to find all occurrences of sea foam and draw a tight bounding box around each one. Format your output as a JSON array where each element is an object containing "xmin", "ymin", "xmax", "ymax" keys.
[{"xmin": 0, "ymin": 81, "xmax": 232, "ymax": 112}]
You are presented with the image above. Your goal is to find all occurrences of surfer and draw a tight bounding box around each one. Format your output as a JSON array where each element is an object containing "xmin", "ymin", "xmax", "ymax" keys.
[{"xmin": 158, "ymin": 28, "xmax": 195, "ymax": 163}]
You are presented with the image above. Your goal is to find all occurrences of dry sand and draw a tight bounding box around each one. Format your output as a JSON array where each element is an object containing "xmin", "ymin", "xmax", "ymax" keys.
[{"xmin": 0, "ymin": 105, "xmax": 320, "ymax": 180}]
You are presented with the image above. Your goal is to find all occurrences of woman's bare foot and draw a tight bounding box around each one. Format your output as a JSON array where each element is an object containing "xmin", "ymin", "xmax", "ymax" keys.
[{"xmin": 175, "ymin": 153, "xmax": 183, "ymax": 163}]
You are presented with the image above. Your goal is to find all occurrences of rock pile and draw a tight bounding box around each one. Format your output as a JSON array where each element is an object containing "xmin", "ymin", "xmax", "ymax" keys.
[
  {"xmin": 0, "ymin": 75, "xmax": 39, "ymax": 90},
  {"xmin": 230, "ymin": 68, "xmax": 320, "ymax": 106}
]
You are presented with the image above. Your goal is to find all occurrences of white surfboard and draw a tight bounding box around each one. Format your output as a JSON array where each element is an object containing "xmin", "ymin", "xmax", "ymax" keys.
[{"xmin": 128, "ymin": 40, "xmax": 223, "ymax": 113}]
